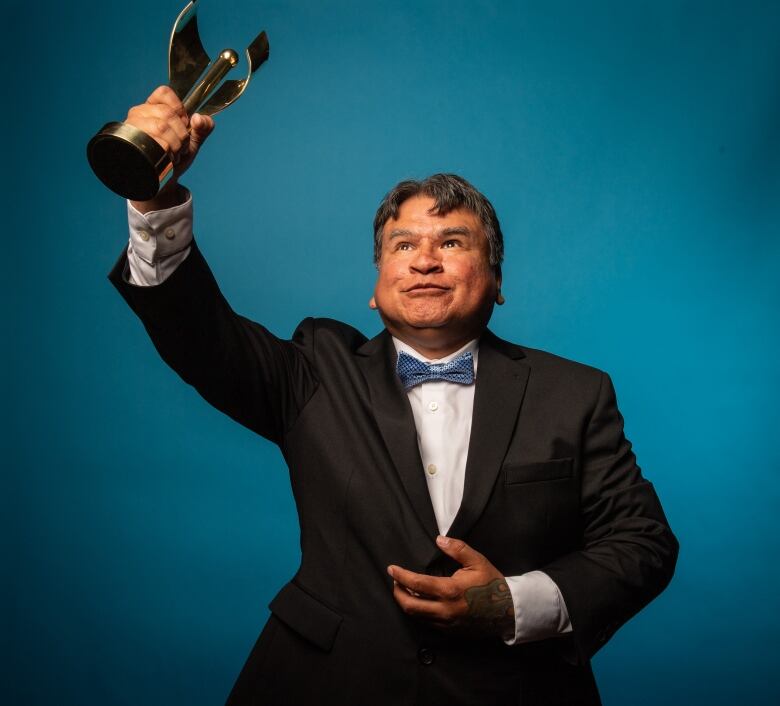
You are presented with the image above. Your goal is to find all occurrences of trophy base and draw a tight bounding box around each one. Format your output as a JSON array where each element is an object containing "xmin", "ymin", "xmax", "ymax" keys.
[{"xmin": 87, "ymin": 122, "xmax": 172, "ymax": 201}]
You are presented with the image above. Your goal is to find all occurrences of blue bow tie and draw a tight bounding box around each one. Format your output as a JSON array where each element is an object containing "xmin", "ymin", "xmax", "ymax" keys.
[{"xmin": 396, "ymin": 350, "xmax": 475, "ymax": 390}]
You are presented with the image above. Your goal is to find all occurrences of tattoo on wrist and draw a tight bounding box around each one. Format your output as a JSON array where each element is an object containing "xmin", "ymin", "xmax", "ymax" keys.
[{"xmin": 463, "ymin": 578, "xmax": 515, "ymax": 640}]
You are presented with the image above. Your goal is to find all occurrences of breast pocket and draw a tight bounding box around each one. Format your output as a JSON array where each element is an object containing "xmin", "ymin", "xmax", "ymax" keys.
[{"xmin": 504, "ymin": 457, "xmax": 573, "ymax": 485}]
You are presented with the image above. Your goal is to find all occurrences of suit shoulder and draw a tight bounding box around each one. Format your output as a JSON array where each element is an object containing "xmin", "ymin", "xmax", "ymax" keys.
[
  {"xmin": 292, "ymin": 317, "xmax": 368, "ymax": 353},
  {"xmin": 513, "ymin": 344, "xmax": 613, "ymax": 411},
  {"xmin": 517, "ymin": 344, "xmax": 605, "ymax": 383}
]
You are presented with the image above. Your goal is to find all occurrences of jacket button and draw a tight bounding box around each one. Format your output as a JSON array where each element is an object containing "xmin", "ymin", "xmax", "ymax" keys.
[{"xmin": 418, "ymin": 647, "xmax": 435, "ymax": 665}]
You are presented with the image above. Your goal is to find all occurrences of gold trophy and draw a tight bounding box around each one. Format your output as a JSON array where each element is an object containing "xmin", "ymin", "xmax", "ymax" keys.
[{"xmin": 87, "ymin": 0, "xmax": 269, "ymax": 200}]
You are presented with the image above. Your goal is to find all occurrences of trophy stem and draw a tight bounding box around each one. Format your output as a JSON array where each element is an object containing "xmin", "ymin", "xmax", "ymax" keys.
[{"xmin": 183, "ymin": 49, "xmax": 239, "ymax": 115}]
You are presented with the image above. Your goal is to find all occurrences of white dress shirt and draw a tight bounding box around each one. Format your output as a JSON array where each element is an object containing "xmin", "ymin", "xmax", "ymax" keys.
[
  {"xmin": 392, "ymin": 337, "xmax": 479, "ymax": 537},
  {"xmin": 124, "ymin": 193, "xmax": 572, "ymax": 645}
]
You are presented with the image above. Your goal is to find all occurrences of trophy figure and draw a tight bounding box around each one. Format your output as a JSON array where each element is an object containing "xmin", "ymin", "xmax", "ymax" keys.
[{"xmin": 87, "ymin": 0, "xmax": 269, "ymax": 200}]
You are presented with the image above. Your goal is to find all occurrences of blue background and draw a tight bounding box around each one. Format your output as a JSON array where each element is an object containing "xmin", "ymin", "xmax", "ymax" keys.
[{"xmin": 6, "ymin": 1, "xmax": 779, "ymax": 704}]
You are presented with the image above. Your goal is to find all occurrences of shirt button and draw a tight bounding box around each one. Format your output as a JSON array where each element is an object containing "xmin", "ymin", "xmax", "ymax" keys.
[
  {"xmin": 164, "ymin": 227, "xmax": 176, "ymax": 240},
  {"xmin": 138, "ymin": 229, "xmax": 150, "ymax": 242},
  {"xmin": 427, "ymin": 464, "xmax": 437, "ymax": 476},
  {"xmin": 428, "ymin": 401, "xmax": 439, "ymax": 412},
  {"xmin": 418, "ymin": 648, "xmax": 435, "ymax": 666}
]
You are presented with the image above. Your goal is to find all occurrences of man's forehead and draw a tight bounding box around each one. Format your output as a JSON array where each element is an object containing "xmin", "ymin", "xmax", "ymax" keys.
[
  {"xmin": 383, "ymin": 195, "xmax": 482, "ymax": 235},
  {"xmin": 386, "ymin": 225, "xmax": 475, "ymax": 240}
]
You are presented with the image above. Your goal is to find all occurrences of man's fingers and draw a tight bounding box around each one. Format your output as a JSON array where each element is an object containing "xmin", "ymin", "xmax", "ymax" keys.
[
  {"xmin": 123, "ymin": 89, "xmax": 215, "ymax": 174},
  {"xmin": 126, "ymin": 103, "xmax": 190, "ymax": 157},
  {"xmin": 392, "ymin": 582, "xmax": 455, "ymax": 622},
  {"xmin": 435, "ymin": 535, "xmax": 485, "ymax": 568},
  {"xmin": 387, "ymin": 565, "xmax": 455, "ymax": 599},
  {"xmin": 191, "ymin": 113, "xmax": 215, "ymax": 134},
  {"xmin": 190, "ymin": 113, "xmax": 215, "ymax": 146},
  {"xmin": 134, "ymin": 104, "xmax": 190, "ymax": 142},
  {"xmin": 127, "ymin": 116, "xmax": 185, "ymax": 155},
  {"xmin": 147, "ymin": 85, "xmax": 188, "ymax": 123}
]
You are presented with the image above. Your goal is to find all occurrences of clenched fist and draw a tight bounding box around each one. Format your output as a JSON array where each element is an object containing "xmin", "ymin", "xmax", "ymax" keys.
[{"xmin": 126, "ymin": 85, "xmax": 215, "ymax": 212}]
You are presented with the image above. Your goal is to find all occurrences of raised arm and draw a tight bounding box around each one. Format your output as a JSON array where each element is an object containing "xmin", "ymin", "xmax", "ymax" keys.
[{"xmin": 109, "ymin": 87, "xmax": 319, "ymax": 444}]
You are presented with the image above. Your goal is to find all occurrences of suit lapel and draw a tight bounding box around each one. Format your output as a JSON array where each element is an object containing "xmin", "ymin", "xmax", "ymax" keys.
[
  {"xmin": 356, "ymin": 331, "xmax": 440, "ymax": 542},
  {"xmin": 447, "ymin": 331, "xmax": 530, "ymax": 540}
]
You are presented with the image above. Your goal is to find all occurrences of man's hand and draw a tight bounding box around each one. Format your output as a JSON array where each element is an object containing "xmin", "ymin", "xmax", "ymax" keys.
[
  {"xmin": 388, "ymin": 535, "xmax": 515, "ymax": 641},
  {"xmin": 125, "ymin": 85, "xmax": 215, "ymax": 212}
]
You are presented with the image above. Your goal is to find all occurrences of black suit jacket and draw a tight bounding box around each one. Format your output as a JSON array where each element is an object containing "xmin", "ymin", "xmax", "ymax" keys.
[{"xmin": 110, "ymin": 242, "xmax": 678, "ymax": 706}]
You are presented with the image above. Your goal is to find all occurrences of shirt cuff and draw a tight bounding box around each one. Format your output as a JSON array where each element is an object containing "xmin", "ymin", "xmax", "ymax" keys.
[
  {"xmin": 126, "ymin": 187, "xmax": 194, "ymax": 286},
  {"xmin": 503, "ymin": 571, "xmax": 573, "ymax": 645}
]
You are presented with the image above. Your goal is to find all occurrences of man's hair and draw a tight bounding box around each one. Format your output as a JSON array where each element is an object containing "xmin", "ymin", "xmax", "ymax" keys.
[{"xmin": 372, "ymin": 173, "xmax": 504, "ymax": 270}]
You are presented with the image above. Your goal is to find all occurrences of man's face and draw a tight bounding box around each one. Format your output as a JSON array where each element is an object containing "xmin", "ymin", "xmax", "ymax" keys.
[{"xmin": 370, "ymin": 195, "xmax": 501, "ymax": 355}]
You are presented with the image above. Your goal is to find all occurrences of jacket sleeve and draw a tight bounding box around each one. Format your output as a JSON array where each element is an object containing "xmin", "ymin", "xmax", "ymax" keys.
[
  {"xmin": 108, "ymin": 240, "xmax": 319, "ymax": 445},
  {"xmin": 541, "ymin": 372, "xmax": 679, "ymax": 663}
]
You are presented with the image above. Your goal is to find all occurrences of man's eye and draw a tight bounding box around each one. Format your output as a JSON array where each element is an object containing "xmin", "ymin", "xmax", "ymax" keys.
[
  {"xmin": 396, "ymin": 242, "xmax": 413, "ymax": 251},
  {"xmin": 442, "ymin": 240, "xmax": 461, "ymax": 248}
]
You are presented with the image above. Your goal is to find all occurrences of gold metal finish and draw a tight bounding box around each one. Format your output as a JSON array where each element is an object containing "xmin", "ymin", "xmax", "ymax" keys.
[
  {"xmin": 168, "ymin": 1, "xmax": 210, "ymax": 102},
  {"xmin": 168, "ymin": 1, "xmax": 270, "ymax": 117},
  {"xmin": 196, "ymin": 31, "xmax": 270, "ymax": 116},
  {"xmin": 182, "ymin": 48, "xmax": 238, "ymax": 114},
  {"xmin": 87, "ymin": 0, "xmax": 270, "ymax": 200}
]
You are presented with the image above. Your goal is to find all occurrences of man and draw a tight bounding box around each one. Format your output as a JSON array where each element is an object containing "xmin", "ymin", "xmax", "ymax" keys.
[{"xmin": 110, "ymin": 87, "xmax": 678, "ymax": 705}]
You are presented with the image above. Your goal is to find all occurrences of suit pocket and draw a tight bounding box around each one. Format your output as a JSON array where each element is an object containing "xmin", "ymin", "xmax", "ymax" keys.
[
  {"xmin": 268, "ymin": 580, "xmax": 343, "ymax": 652},
  {"xmin": 504, "ymin": 457, "xmax": 573, "ymax": 484}
]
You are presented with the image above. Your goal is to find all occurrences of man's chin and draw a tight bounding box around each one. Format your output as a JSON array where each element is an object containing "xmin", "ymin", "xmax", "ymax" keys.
[
  {"xmin": 399, "ymin": 306, "xmax": 453, "ymax": 330},
  {"xmin": 406, "ymin": 317, "xmax": 450, "ymax": 330}
]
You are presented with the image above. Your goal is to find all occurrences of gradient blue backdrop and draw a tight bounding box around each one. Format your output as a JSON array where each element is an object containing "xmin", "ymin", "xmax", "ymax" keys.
[{"xmin": 6, "ymin": 1, "xmax": 779, "ymax": 704}]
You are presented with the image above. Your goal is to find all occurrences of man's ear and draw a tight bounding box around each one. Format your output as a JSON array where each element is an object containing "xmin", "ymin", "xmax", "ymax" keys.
[
  {"xmin": 369, "ymin": 296, "xmax": 377, "ymax": 310},
  {"xmin": 495, "ymin": 267, "xmax": 505, "ymax": 305}
]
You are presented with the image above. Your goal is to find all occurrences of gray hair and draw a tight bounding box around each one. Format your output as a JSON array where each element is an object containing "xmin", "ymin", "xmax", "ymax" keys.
[{"xmin": 372, "ymin": 173, "xmax": 504, "ymax": 270}]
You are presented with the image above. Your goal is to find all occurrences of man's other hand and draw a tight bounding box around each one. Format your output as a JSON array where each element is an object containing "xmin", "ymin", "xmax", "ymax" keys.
[
  {"xmin": 388, "ymin": 536, "xmax": 515, "ymax": 641},
  {"xmin": 126, "ymin": 86, "xmax": 215, "ymax": 212}
]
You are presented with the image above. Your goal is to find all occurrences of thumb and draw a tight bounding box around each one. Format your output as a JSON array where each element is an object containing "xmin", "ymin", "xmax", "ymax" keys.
[
  {"xmin": 435, "ymin": 535, "xmax": 484, "ymax": 568},
  {"xmin": 189, "ymin": 113, "xmax": 215, "ymax": 149}
]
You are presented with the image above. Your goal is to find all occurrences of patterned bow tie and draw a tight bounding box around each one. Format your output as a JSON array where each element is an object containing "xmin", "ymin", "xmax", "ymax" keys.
[{"xmin": 396, "ymin": 350, "xmax": 475, "ymax": 390}]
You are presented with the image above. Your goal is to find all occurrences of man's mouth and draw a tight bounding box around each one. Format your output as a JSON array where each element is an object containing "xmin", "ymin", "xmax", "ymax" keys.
[{"xmin": 403, "ymin": 283, "xmax": 449, "ymax": 292}]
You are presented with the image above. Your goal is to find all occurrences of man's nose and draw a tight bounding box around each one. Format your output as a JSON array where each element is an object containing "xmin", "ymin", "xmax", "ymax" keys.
[{"xmin": 410, "ymin": 247, "xmax": 443, "ymax": 274}]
